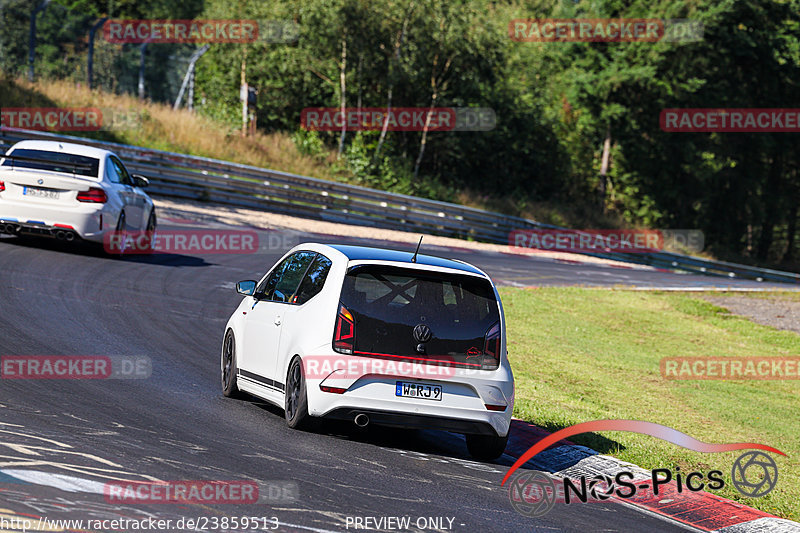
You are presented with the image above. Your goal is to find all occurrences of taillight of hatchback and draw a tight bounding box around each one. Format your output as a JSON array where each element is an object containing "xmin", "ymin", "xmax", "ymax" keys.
[
  {"xmin": 481, "ymin": 322, "xmax": 501, "ymax": 370},
  {"xmin": 0, "ymin": 181, "xmax": 5, "ymax": 192},
  {"xmin": 333, "ymin": 305, "xmax": 355, "ymax": 354},
  {"xmin": 77, "ymin": 187, "xmax": 107, "ymax": 203}
]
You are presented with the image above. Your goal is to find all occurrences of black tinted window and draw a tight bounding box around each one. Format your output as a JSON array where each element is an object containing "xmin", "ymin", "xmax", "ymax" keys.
[
  {"xmin": 271, "ymin": 251, "xmax": 317, "ymax": 303},
  {"xmin": 110, "ymin": 157, "xmax": 132, "ymax": 185},
  {"xmin": 106, "ymin": 157, "xmax": 122, "ymax": 183},
  {"xmin": 339, "ymin": 265, "xmax": 499, "ymax": 362},
  {"xmin": 2, "ymin": 149, "xmax": 99, "ymax": 178},
  {"xmin": 257, "ymin": 256, "xmax": 292, "ymax": 297},
  {"xmin": 294, "ymin": 254, "xmax": 332, "ymax": 305}
]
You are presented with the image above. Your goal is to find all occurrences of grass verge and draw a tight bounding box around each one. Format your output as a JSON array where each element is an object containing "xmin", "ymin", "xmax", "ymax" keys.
[{"xmin": 502, "ymin": 287, "xmax": 800, "ymax": 520}]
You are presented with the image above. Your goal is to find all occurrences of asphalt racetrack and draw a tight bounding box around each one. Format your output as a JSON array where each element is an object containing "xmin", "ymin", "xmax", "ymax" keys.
[{"xmin": 0, "ymin": 212, "xmax": 791, "ymax": 533}]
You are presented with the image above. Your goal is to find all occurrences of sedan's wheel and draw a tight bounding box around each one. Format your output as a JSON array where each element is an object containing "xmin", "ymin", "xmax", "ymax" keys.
[
  {"xmin": 221, "ymin": 330, "xmax": 243, "ymax": 398},
  {"xmin": 465, "ymin": 433, "xmax": 509, "ymax": 461},
  {"xmin": 143, "ymin": 211, "xmax": 157, "ymax": 253},
  {"xmin": 113, "ymin": 212, "xmax": 128, "ymax": 256},
  {"xmin": 285, "ymin": 357, "xmax": 311, "ymax": 429}
]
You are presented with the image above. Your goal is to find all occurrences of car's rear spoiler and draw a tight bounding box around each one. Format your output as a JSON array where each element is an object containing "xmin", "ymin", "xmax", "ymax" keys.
[{"xmin": 0, "ymin": 153, "xmax": 95, "ymax": 176}]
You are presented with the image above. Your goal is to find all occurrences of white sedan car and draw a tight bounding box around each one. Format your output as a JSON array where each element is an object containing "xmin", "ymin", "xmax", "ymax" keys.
[
  {"xmin": 0, "ymin": 140, "xmax": 155, "ymax": 245},
  {"xmin": 221, "ymin": 243, "xmax": 515, "ymax": 460}
]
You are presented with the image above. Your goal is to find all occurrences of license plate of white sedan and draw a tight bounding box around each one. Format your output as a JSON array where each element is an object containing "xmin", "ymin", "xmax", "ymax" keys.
[
  {"xmin": 395, "ymin": 381, "xmax": 442, "ymax": 401},
  {"xmin": 23, "ymin": 186, "xmax": 60, "ymax": 200}
]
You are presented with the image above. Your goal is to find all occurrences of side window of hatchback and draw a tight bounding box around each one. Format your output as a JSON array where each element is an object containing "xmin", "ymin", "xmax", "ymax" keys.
[
  {"xmin": 271, "ymin": 252, "xmax": 317, "ymax": 302},
  {"xmin": 293, "ymin": 254, "xmax": 333, "ymax": 304},
  {"xmin": 256, "ymin": 256, "xmax": 292, "ymax": 299},
  {"xmin": 256, "ymin": 252, "xmax": 316, "ymax": 303}
]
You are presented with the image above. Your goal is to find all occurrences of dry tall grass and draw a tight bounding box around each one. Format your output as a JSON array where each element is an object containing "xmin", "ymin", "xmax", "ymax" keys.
[{"xmin": 2, "ymin": 78, "xmax": 348, "ymax": 181}]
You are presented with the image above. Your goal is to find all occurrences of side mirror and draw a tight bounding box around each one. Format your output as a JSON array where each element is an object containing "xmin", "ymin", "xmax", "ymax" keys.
[
  {"xmin": 131, "ymin": 174, "xmax": 150, "ymax": 188},
  {"xmin": 236, "ymin": 280, "xmax": 257, "ymax": 296}
]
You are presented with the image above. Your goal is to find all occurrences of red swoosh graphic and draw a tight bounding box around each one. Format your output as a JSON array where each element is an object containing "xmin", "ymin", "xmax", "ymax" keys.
[{"xmin": 501, "ymin": 419, "xmax": 785, "ymax": 486}]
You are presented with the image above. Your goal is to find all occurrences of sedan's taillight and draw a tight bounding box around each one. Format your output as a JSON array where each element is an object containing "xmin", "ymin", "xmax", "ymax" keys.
[
  {"xmin": 77, "ymin": 187, "xmax": 107, "ymax": 203},
  {"xmin": 0, "ymin": 181, "xmax": 5, "ymax": 192},
  {"xmin": 481, "ymin": 322, "xmax": 501, "ymax": 370},
  {"xmin": 333, "ymin": 305, "xmax": 355, "ymax": 354}
]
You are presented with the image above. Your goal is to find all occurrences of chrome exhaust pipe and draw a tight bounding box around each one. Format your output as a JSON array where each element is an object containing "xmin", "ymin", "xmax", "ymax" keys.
[
  {"xmin": 354, "ymin": 413, "xmax": 369, "ymax": 428},
  {"xmin": 55, "ymin": 231, "xmax": 66, "ymax": 240},
  {"xmin": 64, "ymin": 232, "xmax": 75, "ymax": 242}
]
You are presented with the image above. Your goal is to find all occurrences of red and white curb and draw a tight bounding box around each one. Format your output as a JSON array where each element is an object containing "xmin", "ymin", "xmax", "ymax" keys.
[{"xmin": 505, "ymin": 419, "xmax": 800, "ymax": 532}]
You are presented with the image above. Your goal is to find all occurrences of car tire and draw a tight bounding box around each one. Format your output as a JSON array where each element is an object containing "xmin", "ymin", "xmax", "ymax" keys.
[
  {"xmin": 112, "ymin": 211, "xmax": 128, "ymax": 256},
  {"xmin": 465, "ymin": 433, "xmax": 509, "ymax": 461},
  {"xmin": 221, "ymin": 330, "xmax": 244, "ymax": 398},
  {"xmin": 285, "ymin": 357, "xmax": 312, "ymax": 429},
  {"xmin": 143, "ymin": 211, "xmax": 157, "ymax": 253}
]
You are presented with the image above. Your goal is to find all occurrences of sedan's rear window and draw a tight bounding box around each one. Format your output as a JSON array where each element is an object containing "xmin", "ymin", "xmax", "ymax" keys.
[
  {"xmin": 339, "ymin": 265, "xmax": 499, "ymax": 365},
  {"xmin": 2, "ymin": 149, "xmax": 100, "ymax": 178}
]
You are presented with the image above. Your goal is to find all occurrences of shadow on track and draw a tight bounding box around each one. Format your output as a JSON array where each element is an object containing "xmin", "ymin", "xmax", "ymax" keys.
[
  {"xmin": 0, "ymin": 235, "xmax": 212, "ymax": 267},
  {"xmin": 234, "ymin": 393, "xmax": 615, "ymax": 473}
]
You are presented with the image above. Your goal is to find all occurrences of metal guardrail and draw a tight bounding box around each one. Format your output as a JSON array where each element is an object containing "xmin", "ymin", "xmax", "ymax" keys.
[{"xmin": 1, "ymin": 127, "xmax": 798, "ymax": 285}]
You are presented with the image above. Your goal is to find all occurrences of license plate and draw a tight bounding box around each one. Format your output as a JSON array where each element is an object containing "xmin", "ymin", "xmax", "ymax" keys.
[
  {"xmin": 23, "ymin": 186, "xmax": 60, "ymax": 200},
  {"xmin": 395, "ymin": 381, "xmax": 442, "ymax": 401}
]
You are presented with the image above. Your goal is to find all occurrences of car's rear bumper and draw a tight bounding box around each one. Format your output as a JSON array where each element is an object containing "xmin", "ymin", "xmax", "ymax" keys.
[
  {"xmin": 0, "ymin": 201, "xmax": 110, "ymax": 242},
  {"xmin": 312, "ymin": 390, "xmax": 512, "ymax": 437},
  {"xmin": 0, "ymin": 218, "xmax": 82, "ymax": 239},
  {"xmin": 324, "ymin": 407, "xmax": 499, "ymax": 436},
  {"xmin": 305, "ymin": 356, "xmax": 514, "ymax": 437}
]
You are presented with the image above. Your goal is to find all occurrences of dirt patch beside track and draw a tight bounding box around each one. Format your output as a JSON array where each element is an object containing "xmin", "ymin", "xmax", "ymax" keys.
[{"xmin": 703, "ymin": 294, "xmax": 800, "ymax": 335}]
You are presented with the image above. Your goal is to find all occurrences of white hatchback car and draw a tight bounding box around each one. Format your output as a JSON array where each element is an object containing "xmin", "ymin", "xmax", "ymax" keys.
[
  {"xmin": 0, "ymin": 140, "xmax": 155, "ymax": 245},
  {"xmin": 222, "ymin": 243, "xmax": 515, "ymax": 460}
]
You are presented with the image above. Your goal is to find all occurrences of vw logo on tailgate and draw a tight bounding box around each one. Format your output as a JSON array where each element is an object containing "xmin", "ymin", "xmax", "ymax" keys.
[{"xmin": 413, "ymin": 324, "xmax": 432, "ymax": 343}]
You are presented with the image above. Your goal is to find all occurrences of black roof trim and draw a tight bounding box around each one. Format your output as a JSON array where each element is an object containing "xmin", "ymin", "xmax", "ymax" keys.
[{"xmin": 327, "ymin": 244, "xmax": 484, "ymax": 276}]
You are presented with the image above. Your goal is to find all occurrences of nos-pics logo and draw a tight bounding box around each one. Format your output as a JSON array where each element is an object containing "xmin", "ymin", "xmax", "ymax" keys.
[{"xmin": 503, "ymin": 420, "xmax": 783, "ymax": 518}]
